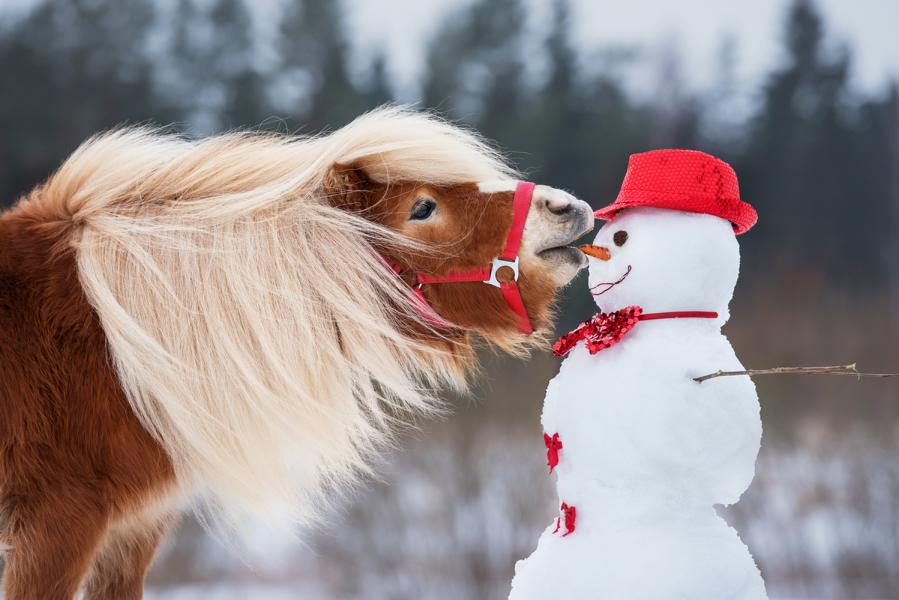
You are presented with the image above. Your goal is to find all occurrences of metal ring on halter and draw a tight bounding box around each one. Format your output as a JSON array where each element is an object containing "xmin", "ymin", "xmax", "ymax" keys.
[{"xmin": 484, "ymin": 256, "xmax": 520, "ymax": 288}]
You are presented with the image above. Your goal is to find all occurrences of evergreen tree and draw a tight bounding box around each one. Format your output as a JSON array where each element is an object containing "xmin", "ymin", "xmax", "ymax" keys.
[
  {"xmin": 855, "ymin": 85, "xmax": 899, "ymax": 314},
  {"xmin": 421, "ymin": 0, "xmax": 527, "ymax": 142},
  {"xmin": 525, "ymin": 0, "xmax": 587, "ymax": 188},
  {"xmin": 471, "ymin": 0, "xmax": 527, "ymax": 142},
  {"xmin": 645, "ymin": 39, "xmax": 701, "ymax": 149},
  {"xmin": 363, "ymin": 53, "xmax": 394, "ymax": 109},
  {"xmin": 168, "ymin": 0, "xmax": 206, "ymax": 129},
  {"xmin": 743, "ymin": 0, "xmax": 871, "ymax": 281},
  {"xmin": 702, "ymin": 35, "xmax": 743, "ymax": 149},
  {"xmin": 169, "ymin": 0, "xmax": 266, "ymax": 132},
  {"xmin": 208, "ymin": 0, "xmax": 268, "ymax": 129},
  {"xmin": 0, "ymin": 0, "xmax": 166, "ymax": 204},
  {"xmin": 277, "ymin": 0, "xmax": 367, "ymax": 130},
  {"xmin": 0, "ymin": 2, "xmax": 60, "ymax": 204}
]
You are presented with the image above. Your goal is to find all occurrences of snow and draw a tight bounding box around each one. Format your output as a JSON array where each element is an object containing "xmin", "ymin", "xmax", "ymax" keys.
[
  {"xmin": 510, "ymin": 208, "xmax": 766, "ymax": 599},
  {"xmin": 137, "ymin": 423, "xmax": 899, "ymax": 598},
  {"xmin": 145, "ymin": 583, "xmax": 323, "ymax": 600}
]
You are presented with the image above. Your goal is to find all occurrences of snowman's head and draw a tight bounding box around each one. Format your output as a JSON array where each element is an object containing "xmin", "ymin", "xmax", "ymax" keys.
[{"xmin": 587, "ymin": 207, "xmax": 740, "ymax": 322}]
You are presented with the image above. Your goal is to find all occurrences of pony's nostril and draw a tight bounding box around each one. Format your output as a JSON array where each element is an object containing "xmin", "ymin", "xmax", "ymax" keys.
[{"xmin": 544, "ymin": 195, "xmax": 572, "ymax": 215}]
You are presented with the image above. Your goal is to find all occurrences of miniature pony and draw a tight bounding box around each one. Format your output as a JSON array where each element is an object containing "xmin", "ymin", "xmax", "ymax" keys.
[{"xmin": 0, "ymin": 107, "xmax": 593, "ymax": 599}]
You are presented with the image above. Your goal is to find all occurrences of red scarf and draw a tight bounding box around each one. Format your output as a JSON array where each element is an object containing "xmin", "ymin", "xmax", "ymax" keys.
[{"xmin": 552, "ymin": 306, "xmax": 718, "ymax": 357}]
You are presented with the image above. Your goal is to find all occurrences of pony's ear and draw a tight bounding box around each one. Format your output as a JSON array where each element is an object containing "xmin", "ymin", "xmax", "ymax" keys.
[{"xmin": 324, "ymin": 162, "xmax": 373, "ymax": 212}]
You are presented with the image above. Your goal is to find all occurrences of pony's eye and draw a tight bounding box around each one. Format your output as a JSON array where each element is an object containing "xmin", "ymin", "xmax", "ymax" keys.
[
  {"xmin": 410, "ymin": 198, "xmax": 436, "ymax": 221},
  {"xmin": 613, "ymin": 230, "xmax": 628, "ymax": 247}
]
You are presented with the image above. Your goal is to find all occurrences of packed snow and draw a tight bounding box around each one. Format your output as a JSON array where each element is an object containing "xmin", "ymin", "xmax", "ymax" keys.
[{"xmin": 510, "ymin": 208, "xmax": 766, "ymax": 599}]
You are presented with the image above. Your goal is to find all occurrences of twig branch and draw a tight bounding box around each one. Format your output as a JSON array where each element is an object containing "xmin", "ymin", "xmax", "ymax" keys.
[{"xmin": 693, "ymin": 363, "xmax": 899, "ymax": 383}]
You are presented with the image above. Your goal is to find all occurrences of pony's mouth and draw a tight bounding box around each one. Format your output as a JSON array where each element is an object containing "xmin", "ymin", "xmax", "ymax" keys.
[
  {"xmin": 590, "ymin": 265, "xmax": 632, "ymax": 296},
  {"xmin": 535, "ymin": 214, "xmax": 595, "ymax": 269},
  {"xmin": 537, "ymin": 246, "xmax": 588, "ymax": 268}
]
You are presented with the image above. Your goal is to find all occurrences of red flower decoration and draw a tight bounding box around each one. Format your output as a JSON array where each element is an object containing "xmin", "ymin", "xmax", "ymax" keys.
[
  {"xmin": 544, "ymin": 432, "xmax": 563, "ymax": 473},
  {"xmin": 552, "ymin": 306, "xmax": 643, "ymax": 357},
  {"xmin": 553, "ymin": 502, "xmax": 577, "ymax": 537}
]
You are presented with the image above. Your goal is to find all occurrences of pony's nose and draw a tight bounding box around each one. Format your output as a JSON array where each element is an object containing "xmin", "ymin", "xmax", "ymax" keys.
[{"xmin": 541, "ymin": 190, "xmax": 575, "ymax": 215}]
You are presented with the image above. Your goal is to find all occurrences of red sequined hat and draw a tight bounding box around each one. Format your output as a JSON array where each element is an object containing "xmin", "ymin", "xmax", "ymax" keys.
[{"xmin": 594, "ymin": 149, "xmax": 758, "ymax": 234}]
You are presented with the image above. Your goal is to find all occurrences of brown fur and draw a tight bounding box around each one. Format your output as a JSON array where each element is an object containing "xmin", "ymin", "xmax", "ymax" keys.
[
  {"xmin": 0, "ymin": 195, "xmax": 176, "ymax": 598},
  {"xmin": 0, "ymin": 172, "xmax": 564, "ymax": 598}
]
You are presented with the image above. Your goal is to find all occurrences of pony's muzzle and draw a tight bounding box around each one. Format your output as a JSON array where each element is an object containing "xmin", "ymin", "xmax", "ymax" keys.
[
  {"xmin": 528, "ymin": 186, "xmax": 595, "ymax": 252},
  {"xmin": 520, "ymin": 186, "xmax": 594, "ymax": 286}
]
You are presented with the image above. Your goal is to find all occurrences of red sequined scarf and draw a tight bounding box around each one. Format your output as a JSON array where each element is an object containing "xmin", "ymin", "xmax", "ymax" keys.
[{"xmin": 552, "ymin": 306, "xmax": 718, "ymax": 357}]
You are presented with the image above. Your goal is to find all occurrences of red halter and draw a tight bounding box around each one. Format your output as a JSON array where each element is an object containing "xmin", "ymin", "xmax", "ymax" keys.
[{"xmin": 389, "ymin": 181, "xmax": 535, "ymax": 334}]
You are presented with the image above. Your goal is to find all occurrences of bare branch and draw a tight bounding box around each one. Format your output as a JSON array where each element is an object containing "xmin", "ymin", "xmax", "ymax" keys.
[{"xmin": 693, "ymin": 363, "xmax": 899, "ymax": 383}]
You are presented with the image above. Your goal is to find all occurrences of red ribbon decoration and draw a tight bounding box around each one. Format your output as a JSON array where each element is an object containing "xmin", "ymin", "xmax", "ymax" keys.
[
  {"xmin": 552, "ymin": 307, "xmax": 718, "ymax": 357},
  {"xmin": 543, "ymin": 432, "xmax": 563, "ymax": 473},
  {"xmin": 639, "ymin": 311, "xmax": 719, "ymax": 321},
  {"xmin": 553, "ymin": 502, "xmax": 577, "ymax": 537},
  {"xmin": 552, "ymin": 306, "xmax": 643, "ymax": 357}
]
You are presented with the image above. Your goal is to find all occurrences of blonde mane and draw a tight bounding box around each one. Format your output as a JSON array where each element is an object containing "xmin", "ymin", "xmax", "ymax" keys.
[{"xmin": 42, "ymin": 107, "xmax": 519, "ymax": 527}]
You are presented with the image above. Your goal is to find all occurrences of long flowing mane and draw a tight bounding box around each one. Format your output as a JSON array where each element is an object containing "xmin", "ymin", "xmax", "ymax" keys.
[{"xmin": 33, "ymin": 107, "xmax": 519, "ymax": 527}]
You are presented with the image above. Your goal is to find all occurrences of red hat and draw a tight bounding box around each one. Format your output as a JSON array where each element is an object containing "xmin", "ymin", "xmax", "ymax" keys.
[{"xmin": 594, "ymin": 149, "xmax": 757, "ymax": 234}]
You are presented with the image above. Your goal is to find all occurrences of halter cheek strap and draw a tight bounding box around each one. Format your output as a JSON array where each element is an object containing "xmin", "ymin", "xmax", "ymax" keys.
[
  {"xmin": 496, "ymin": 181, "xmax": 533, "ymax": 334},
  {"xmin": 393, "ymin": 181, "xmax": 535, "ymax": 335}
]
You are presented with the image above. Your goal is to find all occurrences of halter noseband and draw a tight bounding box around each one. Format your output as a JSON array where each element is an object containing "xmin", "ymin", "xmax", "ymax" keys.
[{"xmin": 389, "ymin": 181, "xmax": 535, "ymax": 335}]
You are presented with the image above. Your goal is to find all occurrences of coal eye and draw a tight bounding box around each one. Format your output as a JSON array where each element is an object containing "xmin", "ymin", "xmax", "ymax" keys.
[
  {"xmin": 410, "ymin": 198, "xmax": 436, "ymax": 221},
  {"xmin": 613, "ymin": 230, "xmax": 628, "ymax": 247}
]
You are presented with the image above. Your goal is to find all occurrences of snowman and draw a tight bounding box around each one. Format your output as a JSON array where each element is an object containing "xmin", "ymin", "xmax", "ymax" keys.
[{"xmin": 509, "ymin": 150, "xmax": 767, "ymax": 599}]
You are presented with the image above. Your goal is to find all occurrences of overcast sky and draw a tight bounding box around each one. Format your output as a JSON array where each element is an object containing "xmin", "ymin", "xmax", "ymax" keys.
[
  {"xmin": 4, "ymin": 0, "xmax": 896, "ymax": 101},
  {"xmin": 346, "ymin": 0, "xmax": 899, "ymax": 100}
]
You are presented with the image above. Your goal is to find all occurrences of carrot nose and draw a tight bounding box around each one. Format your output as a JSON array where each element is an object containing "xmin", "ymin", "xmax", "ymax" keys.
[{"xmin": 579, "ymin": 244, "xmax": 611, "ymax": 261}]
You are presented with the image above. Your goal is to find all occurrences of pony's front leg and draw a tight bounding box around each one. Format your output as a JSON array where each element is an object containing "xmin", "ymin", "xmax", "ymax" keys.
[
  {"xmin": 81, "ymin": 511, "xmax": 178, "ymax": 600},
  {"xmin": 2, "ymin": 492, "xmax": 109, "ymax": 600}
]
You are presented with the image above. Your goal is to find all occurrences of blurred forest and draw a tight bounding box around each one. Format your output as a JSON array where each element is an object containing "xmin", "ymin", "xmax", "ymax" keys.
[{"xmin": 1, "ymin": 0, "xmax": 899, "ymax": 598}]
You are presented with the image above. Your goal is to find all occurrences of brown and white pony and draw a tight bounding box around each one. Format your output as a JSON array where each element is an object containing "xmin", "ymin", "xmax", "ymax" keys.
[{"xmin": 0, "ymin": 107, "xmax": 593, "ymax": 599}]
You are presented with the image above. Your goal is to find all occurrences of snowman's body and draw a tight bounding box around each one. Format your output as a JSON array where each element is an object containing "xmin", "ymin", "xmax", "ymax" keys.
[{"xmin": 510, "ymin": 207, "xmax": 766, "ymax": 600}]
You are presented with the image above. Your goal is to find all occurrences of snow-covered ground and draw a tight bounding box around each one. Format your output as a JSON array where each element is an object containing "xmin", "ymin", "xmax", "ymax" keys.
[
  {"xmin": 145, "ymin": 415, "xmax": 899, "ymax": 599},
  {"xmin": 145, "ymin": 584, "xmax": 322, "ymax": 599}
]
